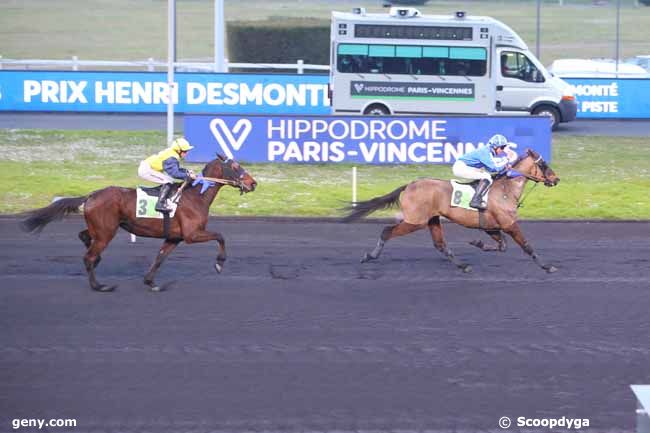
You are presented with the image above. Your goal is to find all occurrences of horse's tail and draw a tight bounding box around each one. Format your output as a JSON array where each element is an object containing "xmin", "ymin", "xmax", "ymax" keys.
[
  {"xmin": 341, "ymin": 184, "xmax": 407, "ymax": 223},
  {"xmin": 20, "ymin": 196, "xmax": 88, "ymax": 234}
]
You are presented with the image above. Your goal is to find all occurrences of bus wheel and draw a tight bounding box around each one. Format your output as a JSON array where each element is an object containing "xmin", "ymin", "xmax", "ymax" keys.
[
  {"xmin": 532, "ymin": 105, "xmax": 560, "ymax": 131},
  {"xmin": 363, "ymin": 104, "xmax": 390, "ymax": 115}
]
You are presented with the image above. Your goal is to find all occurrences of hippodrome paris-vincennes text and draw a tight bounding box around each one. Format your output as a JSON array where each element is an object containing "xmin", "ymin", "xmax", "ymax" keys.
[{"xmin": 262, "ymin": 119, "xmax": 496, "ymax": 163}]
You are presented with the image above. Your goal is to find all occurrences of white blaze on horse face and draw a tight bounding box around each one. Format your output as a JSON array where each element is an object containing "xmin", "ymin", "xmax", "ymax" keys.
[{"xmin": 209, "ymin": 118, "xmax": 253, "ymax": 159}]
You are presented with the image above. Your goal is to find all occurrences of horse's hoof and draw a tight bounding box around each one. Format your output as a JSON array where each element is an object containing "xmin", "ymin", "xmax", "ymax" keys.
[
  {"xmin": 469, "ymin": 240, "xmax": 483, "ymax": 249},
  {"xmin": 462, "ymin": 265, "xmax": 473, "ymax": 273},
  {"xmin": 93, "ymin": 284, "xmax": 115, "ymax": 292},
  {"xmin": 360, "ymin": 253, "xmax": 372, "ymax": 264},
  {"xmin": 545, "ymin": 265, "xmax": 558, "ymax": 273},
  {"xmin": 149, "ymin": 285, "xmax": 162, "ymax": 292},
  {"xmin": 215, "ymin": 262, "xmax": 223, "ymax": 274}
]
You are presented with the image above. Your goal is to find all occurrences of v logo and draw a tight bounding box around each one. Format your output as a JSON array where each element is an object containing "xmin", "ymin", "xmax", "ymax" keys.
[
  {"xmin": 354, "ymin": 83, "xmax": 364, "ymax": 93},
  {"xmin": 209, "ymin": 118, "xmax": 252, "ymax": 159}
]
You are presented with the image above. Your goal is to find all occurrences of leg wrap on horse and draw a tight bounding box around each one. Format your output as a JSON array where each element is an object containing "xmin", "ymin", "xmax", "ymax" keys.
[
  {"xmin": 370, "ymin": 238, "xmax": 385, "ymax": 258},
  {"xmin": 522, "ymin": 242, "xmax": 535, "ymax": 257}
]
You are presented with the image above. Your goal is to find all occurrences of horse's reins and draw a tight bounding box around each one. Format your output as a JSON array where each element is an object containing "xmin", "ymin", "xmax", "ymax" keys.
[
  {"xmin": 200, "ymin": 176, "xmax": 240, "ymax": 187},
  {"xmin": 517, "ymin": 182, "xmax": 538, "ymax": 209},
  {"xmin": 512, "ymin": 153, "xmax": 545, "ymax": 209}
]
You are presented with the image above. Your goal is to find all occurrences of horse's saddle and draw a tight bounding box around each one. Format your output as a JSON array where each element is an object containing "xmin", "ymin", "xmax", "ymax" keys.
[
  {"xmin": 450, "ymin": 180, "xmax": 490, "ymax": 211},
  {"xmin": 135, "ymin": 183, "xmax": 184, "ymax": 219},
  {"xmin": 138, "ymin": 183, "xmax": 182, "ymax": 197}
]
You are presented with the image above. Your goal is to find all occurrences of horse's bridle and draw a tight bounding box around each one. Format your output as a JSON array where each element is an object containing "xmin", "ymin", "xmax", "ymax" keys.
[
  {"xmin": 513, "ymin": 151, "xmax": 553, "ymax": 186},
  {"xmin": 213, "ymin": 159, "xmax": 250, "ymax": 194}
]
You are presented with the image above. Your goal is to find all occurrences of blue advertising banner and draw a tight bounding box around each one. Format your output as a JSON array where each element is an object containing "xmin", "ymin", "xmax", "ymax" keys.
[
  {"xmin": 184, "ymin": 115, "xmax": 551, "ymax": 164},
  {"xmin": 2, "ymin": 71, "xmax": 649, "ymax": 119},
  {"xmin": 565, "ymin": 78, "xmax": 650, "ymax": 118},
  {"xmin": 0, "ymin": 71, "xmax": 330, "ymax": 114}
]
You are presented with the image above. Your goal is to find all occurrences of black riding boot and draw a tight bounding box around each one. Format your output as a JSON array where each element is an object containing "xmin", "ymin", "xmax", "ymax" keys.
[
  {"xmin": 469, "ymin": 179, "xmax": 491, "ymax": 210},
  {"xmin": 155, "ymin": 183, "xmax": 172, "ymax": 213}
]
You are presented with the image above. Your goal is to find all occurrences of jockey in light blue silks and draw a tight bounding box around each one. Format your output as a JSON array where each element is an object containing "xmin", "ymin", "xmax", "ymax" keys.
[{"xmin": 452, "ymin": 134, "xmax": 518, "ymax": 210}]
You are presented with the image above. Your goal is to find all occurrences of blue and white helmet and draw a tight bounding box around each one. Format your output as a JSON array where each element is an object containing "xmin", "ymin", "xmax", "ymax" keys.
[{"xmin": 487, "ymin": 134, "xmax": 508, "ymax": 149}]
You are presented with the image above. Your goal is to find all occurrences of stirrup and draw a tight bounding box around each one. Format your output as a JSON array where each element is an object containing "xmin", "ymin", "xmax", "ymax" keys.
[
  {"xmin": 155, "ymin": 201, "xmax": 170, "ymax": 213},
  {"xmin": 470, "ymin": 198, "xmax": 486, "ymax": 210}
]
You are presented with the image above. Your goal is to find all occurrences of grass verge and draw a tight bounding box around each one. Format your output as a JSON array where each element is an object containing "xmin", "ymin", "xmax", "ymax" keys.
[{"xmin": 1, "ymin": 129, "xmax": 648, "ymax": 219}]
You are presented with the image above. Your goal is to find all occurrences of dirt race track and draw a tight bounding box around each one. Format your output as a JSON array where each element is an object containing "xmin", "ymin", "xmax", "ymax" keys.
[{"xmin": 1, "ymin": 217, "xmax": 649, "ymax": 433}]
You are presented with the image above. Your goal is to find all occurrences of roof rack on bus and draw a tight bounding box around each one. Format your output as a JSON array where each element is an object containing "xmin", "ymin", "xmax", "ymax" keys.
[{"xmin": 389, "ymin": 7, "xmax": 421, "ymax": 18}]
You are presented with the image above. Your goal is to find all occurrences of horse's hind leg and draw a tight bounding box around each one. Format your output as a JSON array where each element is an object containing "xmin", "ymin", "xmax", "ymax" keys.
[
  {"xmin": 428, "ymin": 217, "xmax": 472, "ymax": 273},
  {"xmin": 79, "ymin": 229, "xmax": 91, "ymax": 247},
  {"xmin": 83, "ymin": 237, "xmax": 117, "ymax": 292},
  {"xmin": 83, "ymin": 218, "xmax": 119, "ymax": 292},
  {"xmin": 469, "ymin": 230, "xmax": 507, "ymax": 252},
  {"xmin": 78, "ymin": 229, "xmax": 101, "ymax": 267},
  {"xmin": 144, "ymin": 239, "xmax": 180, "ymax": 292},
  {"xmin": 360, "ymin": 222, "xmax": 422, "ymax": 263},
  {"xmin": 503, "ymin": 222, "xmax": 557, "ymax": 273}
]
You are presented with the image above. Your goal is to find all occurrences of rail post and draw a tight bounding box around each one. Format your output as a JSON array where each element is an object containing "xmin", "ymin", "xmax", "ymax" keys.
[{"xmin": 352, "ymin": 166, "xmax": 357, "ymax": 205}]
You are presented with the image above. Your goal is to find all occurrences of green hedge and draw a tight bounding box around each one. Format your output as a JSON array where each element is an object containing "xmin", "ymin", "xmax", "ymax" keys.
[{"xmin": 227, "ymin": 18, "xmax": 330, "ymax": 67}]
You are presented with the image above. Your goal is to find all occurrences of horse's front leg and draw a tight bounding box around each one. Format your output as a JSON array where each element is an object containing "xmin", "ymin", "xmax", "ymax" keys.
[
  {"xmin": 503, "ymin": 222, "xmax": 557, "ymax": 273},
  {"xmin": 144, "ymin": 239, "xmax": 180, "ymax": 291},
  {"xmin": 470, "ymin": 229, "xmax": 507, "ymax": 252},
  {"xmin": 185, "ymin": 229, "xmax": 226, "ymax": 273},
  {"xmin": 429, "ymin": 216, "xmax": 472, "ymax": 273}
]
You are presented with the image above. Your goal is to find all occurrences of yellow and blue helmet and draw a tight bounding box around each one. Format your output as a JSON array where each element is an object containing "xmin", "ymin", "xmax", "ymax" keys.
[{"xmin": 171, "ymin": 137, "xmax": 194, "ymax": 153}]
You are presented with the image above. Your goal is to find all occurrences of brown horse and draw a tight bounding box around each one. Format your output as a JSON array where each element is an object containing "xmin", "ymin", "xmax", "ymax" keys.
[
  {"xmin": 343, "ymin": 149, "xmax": 560, "ymax": 273},
  {"xmin": 21, "ymin": 154, "xmax": 257, "ymax": 292}
]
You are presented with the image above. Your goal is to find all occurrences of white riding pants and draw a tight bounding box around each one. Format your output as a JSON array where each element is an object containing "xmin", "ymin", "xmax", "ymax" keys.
[
  {"xmin": 452, "ymin": 160, "xmax": 493, "ymax": 184},
  {"xmin": 138, "ymin": 161, "xmax": 174, "ymax": 184}
]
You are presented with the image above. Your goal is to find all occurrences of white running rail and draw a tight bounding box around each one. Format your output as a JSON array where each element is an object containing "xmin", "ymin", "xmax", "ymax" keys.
[{"xmin": 0, "ymin": 56, "xmax": 330, "ymax": 73}]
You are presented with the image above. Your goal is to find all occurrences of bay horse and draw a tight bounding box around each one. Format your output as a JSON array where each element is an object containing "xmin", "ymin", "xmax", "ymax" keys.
[
  {"xmin": 20, "ymin": 154, "xmax": 257, "ymax": 292},
  {"xmin": 342, "ymin": 149, "xmax": 560, "ymax": 273}
]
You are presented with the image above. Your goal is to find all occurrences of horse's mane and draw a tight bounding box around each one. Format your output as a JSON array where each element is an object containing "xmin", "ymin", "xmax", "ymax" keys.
[
  {"xmin": 201, "ymin": 159, "xmax": 219, "ymax": 176},
  {"xmin": 512, "ymin": 148, "xmax": 532, "ymax": 167}
]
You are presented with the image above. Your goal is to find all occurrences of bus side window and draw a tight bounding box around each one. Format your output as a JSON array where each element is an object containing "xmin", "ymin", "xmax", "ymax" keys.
[
  {"xmin": 449, "ymin": 60, "xmax": 470, "ymax": 76},
  {"xmin": 385, "ymin": 57, "xmax": 408, "ymax": 74},
  {"xmin": 367, "ymin": 57, "xmax": 384, "ymax": 74},
  {"xmin": 501, "ymin": 51, "xmax": 544, "ymax": 83},
  {"xmin": 468, "ymin": 60, "xmax": 486, "ymax": 76},
  {"xmin": 338, "ymin": 54, "xmax": 365, "ymax": 73},
  {"xmin": 338, "ymin": 55, "xmax": 354, "ymax": 73}
]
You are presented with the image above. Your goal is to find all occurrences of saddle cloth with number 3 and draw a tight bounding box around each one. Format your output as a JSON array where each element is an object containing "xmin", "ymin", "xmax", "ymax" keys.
[{"xmin": 135, "ymin": 188, "xmax": 178, "ymax": 219}]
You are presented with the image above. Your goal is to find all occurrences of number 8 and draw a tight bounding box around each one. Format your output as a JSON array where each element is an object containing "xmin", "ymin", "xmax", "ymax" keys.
[{"xmin": 453, "ymin": 190, "xmax": 463, "ymax": 205}]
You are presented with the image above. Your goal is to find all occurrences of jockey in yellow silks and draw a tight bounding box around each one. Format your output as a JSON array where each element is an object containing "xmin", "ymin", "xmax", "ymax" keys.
[{"xmin": 138, "ymin": 137, "xmax": 196, "ymax": 212}]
